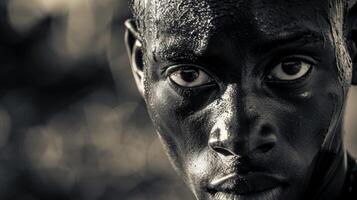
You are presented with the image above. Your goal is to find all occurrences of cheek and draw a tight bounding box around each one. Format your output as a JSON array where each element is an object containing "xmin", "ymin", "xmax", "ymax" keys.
[
  {"xmin": 271, "ymin": 75, "xmax": 343, "ymax": 166},
  {"xmin": 275, "ymin": 96, "xmax": 332, "ymax": 160},
  {"xmin": 145, "ymin": 80, "xmax": 213, "ymax": 176}
]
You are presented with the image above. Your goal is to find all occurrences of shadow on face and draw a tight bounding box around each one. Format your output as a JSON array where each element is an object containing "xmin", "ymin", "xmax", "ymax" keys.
[{"xmin": 125, "ymin": 0, "xmax": 357, "ymax": 199}]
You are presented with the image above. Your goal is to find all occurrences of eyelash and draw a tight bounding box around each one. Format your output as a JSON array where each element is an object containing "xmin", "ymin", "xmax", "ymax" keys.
[
  {"xmin": 164, "ymin": 64, "xmax": 217, "ymax": 81},
  {"xmin": 162, "ymin": 64, "xmax": 219, "ymax": 96},
  {"xmin": 162, "ymin": 54, "xmax": 317, "ymax": 91},
  {"xmin": 264, "ymin": 55, "xmax": 316, "ymax": 77}
]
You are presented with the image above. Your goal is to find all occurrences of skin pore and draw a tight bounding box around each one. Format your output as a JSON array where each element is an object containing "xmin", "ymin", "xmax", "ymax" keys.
[{"xmin": 125, "ymin": 0, "xmax": 357, "ymax": 199}]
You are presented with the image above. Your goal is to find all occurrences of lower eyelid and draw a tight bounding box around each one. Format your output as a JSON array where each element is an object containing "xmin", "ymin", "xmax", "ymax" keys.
[
  {"xmin": 265, "ymin": 65, "xmax": 314, "ymax": 86},
  {"xmin": 270, "ymin": 60, "xmax": 312, "ymax": 78},
  {"xmin": 164, "ymin": 64, "xmax": 223, "ymax": 91}
]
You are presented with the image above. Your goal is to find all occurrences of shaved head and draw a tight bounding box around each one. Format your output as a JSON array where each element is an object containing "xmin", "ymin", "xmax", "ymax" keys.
[{"xmin": 129, "ymin": 0, "xmax": 352, "ymax": 85}]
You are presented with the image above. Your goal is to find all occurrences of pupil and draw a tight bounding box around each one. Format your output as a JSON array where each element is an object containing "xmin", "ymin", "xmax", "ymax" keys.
[
  {"xmin": 282, "ymin": 61, "xmax": 302, "ymax": 75},
  {"xmin": 180, "ymin": 69, "xmax": 199, "ymax": 83}
]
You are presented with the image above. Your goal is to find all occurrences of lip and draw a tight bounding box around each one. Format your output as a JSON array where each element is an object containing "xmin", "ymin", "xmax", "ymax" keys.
[
  {"xmin": 212, "ymin": 186, "xmax": 284, "ymax": 200},
  {"xmin": 207, "ymin": 172, "xmax": 287, "ymax": 196}
]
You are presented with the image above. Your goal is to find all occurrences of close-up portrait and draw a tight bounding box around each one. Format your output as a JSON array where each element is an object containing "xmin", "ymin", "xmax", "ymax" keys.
[{"xmin": 0, "ymin": 0, "xmax": 357, "ymax": 200}]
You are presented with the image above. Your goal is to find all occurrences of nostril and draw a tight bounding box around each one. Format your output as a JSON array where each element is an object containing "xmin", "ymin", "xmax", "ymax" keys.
[
  {"xmin": 211, "ymin": 146, "xmax": 234, "ymax": 156},
  {"xmin": 257, "ymin": 142, "xmax": 275, "ymax": 153},
  {"xmin": 257, "ymin": 125, "xmax": 277, "ymax": 153}
]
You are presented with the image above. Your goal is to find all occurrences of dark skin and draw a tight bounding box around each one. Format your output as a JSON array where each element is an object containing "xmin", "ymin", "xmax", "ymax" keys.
[{"xmin": 125, "ymin": 0, "xmax": 357, "ymax": 199}]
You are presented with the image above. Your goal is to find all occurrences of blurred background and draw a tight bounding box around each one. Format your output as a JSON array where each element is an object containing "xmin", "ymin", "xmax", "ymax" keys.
[{"xmin": 0, "ymin": 0, "xmax": 355, "ymax": 200}]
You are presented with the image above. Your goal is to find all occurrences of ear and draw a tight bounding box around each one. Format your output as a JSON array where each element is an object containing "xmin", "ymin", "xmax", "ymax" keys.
[
  {"xmin": 347, "ymin": 4, "xmax": 357, "ymax": 85},
  {"xmin": 124, "ymin": 19, "xmax": 145, "ymax": 97}
]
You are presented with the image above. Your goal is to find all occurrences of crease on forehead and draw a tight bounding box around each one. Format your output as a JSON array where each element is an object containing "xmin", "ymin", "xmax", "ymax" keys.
[
  {"xmin": 137, "ymin": 0, "xmax": 350, "ymax": 71},
  {"xmin": 142, "ymin": 0, "xmax": 331, "ymax": 58}
]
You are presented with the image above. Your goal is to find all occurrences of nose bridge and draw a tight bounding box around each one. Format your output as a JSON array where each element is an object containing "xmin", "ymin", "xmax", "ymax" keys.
[
  {"xmin": 208, "ymin": 84, "xmax": 276, "ymax": 157},
  {"xmin": 209, "ymin": 84, "xmax": 247, "ymax": 155}
]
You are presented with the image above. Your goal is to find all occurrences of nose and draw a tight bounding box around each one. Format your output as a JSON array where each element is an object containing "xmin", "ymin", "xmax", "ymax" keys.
[
  {"xmin": 208, "ymin": 86, "xmax": 277, "ymax": 158},
  {"xmin": 209, "ymin": 122, "xmax": 277, "ymax": 158}
]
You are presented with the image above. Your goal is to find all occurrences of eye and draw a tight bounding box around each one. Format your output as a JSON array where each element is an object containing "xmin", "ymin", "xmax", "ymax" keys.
[
  {"xmin": 267, "ymin": 60, "xmax": 313, "ymax": 81},
  {"xmin": 167, "ymin": 65, "xmax": 214, "ymax": 88}
]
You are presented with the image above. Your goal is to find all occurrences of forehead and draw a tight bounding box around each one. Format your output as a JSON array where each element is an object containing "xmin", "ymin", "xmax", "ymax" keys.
[
  {"xmin": 141, "ymin": 0, "xmax": 333, "ymax": 58},
  {"xmin": 146, "ymin": 0, "xmax": 326, "ymax": 31}
]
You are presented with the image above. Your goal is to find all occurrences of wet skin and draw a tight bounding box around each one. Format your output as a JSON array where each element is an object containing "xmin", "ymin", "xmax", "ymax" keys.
[{"xmin": 126, "ymin": 0, "xmax": 355, "ymax": 200}]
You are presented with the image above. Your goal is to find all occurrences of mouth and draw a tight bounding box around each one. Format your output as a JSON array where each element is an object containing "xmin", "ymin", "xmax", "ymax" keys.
[
  {"xmin": 207, "ymin": 172, "xmax": 287, "ymax": 199},
  {"xmin": 210, "ymin": 186, "xmax": 284, "ymax": 200}
]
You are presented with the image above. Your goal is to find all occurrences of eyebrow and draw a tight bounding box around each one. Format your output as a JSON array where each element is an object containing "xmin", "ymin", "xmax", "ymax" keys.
[
  {"xmin": 253, "ymin": 30, "xmax": 326, "ymax": 55},
  {"xmin": 154, "ymin": 30, "xmax": 326, "ymax": 62},
  {"xmin": 153, "ymin": 46, "xmax": 200, "ymax": 64}
]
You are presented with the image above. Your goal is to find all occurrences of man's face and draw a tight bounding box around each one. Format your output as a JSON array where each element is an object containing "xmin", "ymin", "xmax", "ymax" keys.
[{"xmin": 136, "ymin": 0, "xmax": 349, "ymax": 199}]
